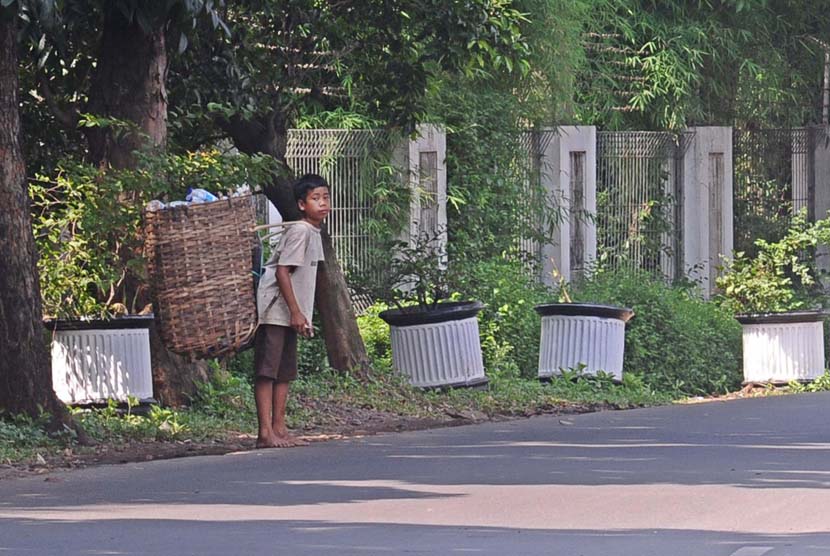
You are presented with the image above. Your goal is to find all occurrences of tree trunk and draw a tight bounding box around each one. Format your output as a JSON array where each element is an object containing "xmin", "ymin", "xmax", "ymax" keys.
[
  {"xmin": 224, "ymin": 114, "xmax": 371, "ymax": 373},
  {"xmin": 315, "ymin": 235, "xmax": 371, "ymax": 375},
  {"xmin": 85, "ymin": 7, "xmax": 168, "ymax": 169},
  {"xmin": 0, "ymin": 15, "xmax": 70, "ymax": 423},
  {"xmin": 84, "ymin": 8, "xmax": 208, "ymax": 405}
]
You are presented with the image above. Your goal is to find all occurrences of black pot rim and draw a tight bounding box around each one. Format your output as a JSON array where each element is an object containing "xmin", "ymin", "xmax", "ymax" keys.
[
  {"xmin": 735, "ymin": 309, "xmax": 826, "ymax": 325},
  {"xmin": 534, "ymin": 302, "xmax": 635, "ymax": 322},
  {"xmin": 379, "ymin": 300, "xmax": 484, "ymax": 327},
  {"xmin": 43, "ymin": 315, "xmax": 155, "ymax": 331}
]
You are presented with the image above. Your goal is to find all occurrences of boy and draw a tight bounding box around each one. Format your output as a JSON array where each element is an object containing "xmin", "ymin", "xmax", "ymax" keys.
[{"xmin": 254, "ymin": 174, "xmax": 330, "ymax": 448}]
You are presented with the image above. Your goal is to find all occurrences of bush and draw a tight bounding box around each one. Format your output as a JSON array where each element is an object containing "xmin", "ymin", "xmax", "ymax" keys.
[
  {"xmin": 451, "ymin": 257, "xmax": 555, "ymax": 379},
  {"xmin": 357, "ymin": 303, "xmax": 393, "ymax": 370},
  {"xmin": 573, "ymin": 269, "xmax": 742, "ymax": 396},
  {"xmin": 716, "ymin": 211, "xmax": 830, "ymax": 314}
]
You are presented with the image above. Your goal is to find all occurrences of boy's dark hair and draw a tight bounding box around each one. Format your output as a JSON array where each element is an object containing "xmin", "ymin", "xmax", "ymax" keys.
[{"xmin": 293, "ymin": 174, "xmax": 329, "ymax": 202}]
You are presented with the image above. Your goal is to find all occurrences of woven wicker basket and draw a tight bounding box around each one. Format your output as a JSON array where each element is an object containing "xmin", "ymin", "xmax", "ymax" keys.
[{"xmin": 143, "ymin": 195, "xmax": 258, "ymax": 359}]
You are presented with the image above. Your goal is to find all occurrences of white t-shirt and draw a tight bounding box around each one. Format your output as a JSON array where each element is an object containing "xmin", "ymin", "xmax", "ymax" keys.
[{"xmin": 257, "ymin": 220, "xmax": 325, "ymax": 326}]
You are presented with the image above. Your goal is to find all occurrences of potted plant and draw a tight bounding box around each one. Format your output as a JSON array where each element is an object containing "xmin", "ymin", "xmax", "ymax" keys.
[
  {"xmin": 534, "ymin": 264, "xmax": 634, "ymax": 381},
  {"xmin": 355, "ymin": 231, "xmax": 487, "ymax": 389},
  {"xmin": 30, "ymin": 161, "xmax": 161, "ymax": 405},
  {"xmin": 716, "ymin": 212, "xmax": 829, "ymax": 384}
]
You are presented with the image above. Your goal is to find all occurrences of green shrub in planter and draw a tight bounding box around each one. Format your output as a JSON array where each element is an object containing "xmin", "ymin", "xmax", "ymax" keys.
[
  {"xmin": 573, "ymin": 269, "xmax": 742, "ymax": 396},
  {"xmin": 715, "ymin": 211, "xmax": 830, "ymax": 315}
]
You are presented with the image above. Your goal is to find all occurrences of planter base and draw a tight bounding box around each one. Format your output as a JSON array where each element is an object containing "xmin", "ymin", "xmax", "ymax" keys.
[
  {"xmin": 535, "ymin": 303, "xmax": 633, "ymax": 382},
  {"xmin": 48, "ymin": 317, "xmax": 154, "ymax": 404},
  {"xmin": 537, "ymin": 314, "xmax": 628, "ymax": 381},
  {"xmin": 739, "ymin": 316, "xmax": 825, "ymax": 384},
  {"xmin": 389, "ymin": 315, "xmax": 486, "ymax": 389}
]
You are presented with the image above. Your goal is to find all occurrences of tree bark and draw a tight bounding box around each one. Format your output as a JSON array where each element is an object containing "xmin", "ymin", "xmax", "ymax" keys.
[
  {"xmin": 0, "ymin": 15, "xmax": 73, "ymax": 425},
  {"xmin": 85, "ymin": 7, "xmax": 168, "ymax": 169},
  {"xmin": 223, "ymin": 113, "xmax": 371, "ymax": 374},
  {"xmin": 315, "ymin": 238, "xmax": 371, "ymax": 375},
  {"xmin": 84, "ymin": 8, "xmax": 208, "ymax": 405}
]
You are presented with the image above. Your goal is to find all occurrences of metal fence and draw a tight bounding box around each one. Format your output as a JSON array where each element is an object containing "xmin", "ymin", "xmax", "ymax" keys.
[
  {"xmin": 515, "ymin": 130, "xmax": 557, "ymax": 271},
  {"xmin": 596, "ymin": 131, "xmax": 684, "ymax": 279},
  {"xmin": 733, "ymin": 127, "xmax": 819, "ymax": 256},
  {"xmin": 285, "ymin": 129, "xmax": 391, "ymax": 275}
]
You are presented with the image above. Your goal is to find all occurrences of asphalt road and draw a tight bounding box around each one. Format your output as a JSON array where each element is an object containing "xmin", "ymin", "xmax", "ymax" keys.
[{"xmin": 3, "ymin": 393, "xmax": 830, "ymax": 555}]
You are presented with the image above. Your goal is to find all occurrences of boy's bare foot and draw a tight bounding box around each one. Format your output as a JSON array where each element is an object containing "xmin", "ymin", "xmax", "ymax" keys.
[
  {"xmin": 287, "ymin": 434, "xmax": 309, "ymax": 446},
  {"xmin": 256, "ymin": 434, "xmax": 294, "ymax": 448},
  {"xmin": 256, "ymin": 435, "xmax": 278, "ymax": 449},
  {"xmin": 274, "ymin": 426, "xmax": 309, "ymax": 447},
  {"xmin": 270, "ymin": 433, "xmax": 296, "ymax": 448}
]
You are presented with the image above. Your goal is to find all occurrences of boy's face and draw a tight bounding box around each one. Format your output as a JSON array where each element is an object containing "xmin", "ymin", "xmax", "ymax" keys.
[{"xmin": 298, "ymin": 186, "xmax": 331, "ymax": 224}]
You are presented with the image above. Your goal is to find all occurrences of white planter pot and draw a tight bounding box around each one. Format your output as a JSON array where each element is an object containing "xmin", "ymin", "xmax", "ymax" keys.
[
  {"xmin": 737, "ymin": 311, "xmax": 825, "ymax": 384},
  {"xmin": 380, "ymin": 302, "xmax": 487, "ymax": 388},
  {"xmin": 535, "ymin": 303, "xmax": 634, "ymax": 381},
  {"xmin": 47, "ymin": 316, "xmax": 154, "ymax": 404}
]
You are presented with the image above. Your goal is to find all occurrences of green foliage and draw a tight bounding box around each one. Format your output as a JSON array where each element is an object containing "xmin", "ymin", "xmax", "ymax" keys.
[
  {"xmin": 29, "ymin": 160, "xmax": 152, "ymax": 318},
  {"xmin": 574, "ymin": 269, "xmax": 743, "ymax": 396},
  {"xmin": 297, "ymin": 332, "xmax": 331, "ymax": 375},
  {"xmin": 0, "ymin": 412, "xmax": 60, "ymax": 463},
  {"xmin": 353, "ymin": 230, "xmax": 452, "ymax": 310},
  {"xmin": 430, "ymin": 371, "xmax": 669, "ymax": 415},
  {"xmin": 450, "ymin": 257, "xmax": 555, "ymax": 378},
  {"xmin": 788, "ymin": 371, "xmax": 830, "ymax": 393},
  {"xmin": 295, "ymin": 108, "xmax": 384, "ymax": 130},
  {"xmin": 357, "ymin": 303, "xmax": 393, "ymax": 371},
  {"xmin": 167, "ymin": 0, "xmax": 535, "ymax": 143},
  {"xmin": 425, "ymin": 74, "xmax": 565, "ymax": 266},
  {"xmin": 72, "ymin": 398, "xmax": 190, "ymax": 442},
  {"xmin": 0, "ymin": 357, "xmax": 671, "ymax": 468},
  {"xmin": 595, "ymin": 165, "xmax": 676, "ymax": 271},
  {"xmin": 29, "ymin": 149, "xmax": 280, "ymax": 318},
  {"xmin": 716, "ymin": 212, "xmax": 830, "ymax": 314},
  {"xmin": 576, "ymin": 0, "xmax": 830, "ymax": 130},
  {"xmin": 190, "ymin": 370, "xmax": 254, "ymax": 420}
]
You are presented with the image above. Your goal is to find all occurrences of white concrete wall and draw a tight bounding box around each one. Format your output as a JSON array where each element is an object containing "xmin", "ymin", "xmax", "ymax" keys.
[
  {"xmin": 681, "ymin": 126, "xmax": 733, "ymax": 296},
  {"xmin": 540, "ymin": 126, "xmax": 597, "ymax": 286}
]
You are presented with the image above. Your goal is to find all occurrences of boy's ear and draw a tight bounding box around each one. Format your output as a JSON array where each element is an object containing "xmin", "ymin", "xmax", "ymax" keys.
[{"xmin": 297, "ymin": 198, "xmax": 306, "ymax": 211}]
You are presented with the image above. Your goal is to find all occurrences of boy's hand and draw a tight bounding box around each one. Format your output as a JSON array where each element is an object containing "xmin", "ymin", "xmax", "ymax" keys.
[{"xmin": 290, "ymin": 312, "xmax": 311, "ymax": 337}]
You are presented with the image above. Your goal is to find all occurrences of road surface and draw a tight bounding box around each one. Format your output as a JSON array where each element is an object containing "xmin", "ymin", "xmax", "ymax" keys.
[{"xmin": 2, "ymin": 393, "xmax": 830, "ymax": 555}]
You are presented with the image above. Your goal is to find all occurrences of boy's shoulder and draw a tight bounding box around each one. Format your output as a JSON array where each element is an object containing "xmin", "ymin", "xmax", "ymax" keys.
[{"xmin": 285, "ymin": 219, "xmax": 321, "ymax": 237}]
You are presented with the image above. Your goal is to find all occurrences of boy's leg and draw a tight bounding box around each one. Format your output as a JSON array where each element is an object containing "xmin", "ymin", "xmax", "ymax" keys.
[
  {"xmin": 253, "ymin": 325, "xmax": 295, "ymax": 448},
  {"xmin": 254, "ymin": 377, "xmax": 279, "ymax": 448},
  {"xmin": 272, "ymin": 381, "xmax": 308, "ymax": 446}
]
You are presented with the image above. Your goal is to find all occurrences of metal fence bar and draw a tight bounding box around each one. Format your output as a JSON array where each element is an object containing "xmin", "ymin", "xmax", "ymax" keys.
[
  {"xmin": 733, "ymin": 127, "xmax": 818, "ymax": 257},
  {"xmin": 284, "ymin": 129, "xmax": 390, "ymax": 278},
  {"xmin": 596, "ymin": 131, "xmax": 681, "ymax": 279}
]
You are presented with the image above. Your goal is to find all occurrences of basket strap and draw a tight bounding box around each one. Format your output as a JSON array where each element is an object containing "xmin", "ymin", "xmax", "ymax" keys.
[{"xmin": 253, "ymin": 221, "xmax": 306, "ymax": 232}]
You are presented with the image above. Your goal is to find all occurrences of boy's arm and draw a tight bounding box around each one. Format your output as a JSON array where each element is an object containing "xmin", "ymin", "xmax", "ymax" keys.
[{"xmin": 275, "ymin": 265, "xmax": 311, "ymax": 336}]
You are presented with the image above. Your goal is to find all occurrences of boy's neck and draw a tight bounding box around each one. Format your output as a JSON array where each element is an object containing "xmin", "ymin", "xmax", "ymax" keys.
[{"xmin": 301, "ymin": 215, "xmax": 323, "ymax": 229}]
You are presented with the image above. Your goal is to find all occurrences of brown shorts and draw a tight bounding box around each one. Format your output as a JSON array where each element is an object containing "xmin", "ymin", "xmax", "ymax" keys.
[{"xmin": 253, "ymin": 325, "xmax": 298, "ymax": 383}]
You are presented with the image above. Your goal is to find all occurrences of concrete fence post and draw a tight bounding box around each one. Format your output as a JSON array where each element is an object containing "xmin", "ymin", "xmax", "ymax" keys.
[
  {"xmin": 813, "ymin": 126, "xmax": 830, "ymax": 274},
  {"xmin": 540, "ymin": 126, "xmax": 597, "ymax": 287},
  {"xmin": 390, "ymin": 124, "xmax": 449, "ymax": 254},
  {"xmin": 681, "ymin": 126, "xmax": 733, "ymax": 296}
]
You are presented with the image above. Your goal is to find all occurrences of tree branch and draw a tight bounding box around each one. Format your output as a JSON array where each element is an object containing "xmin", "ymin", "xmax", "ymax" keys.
[{"xmin": 38, "ymin": 75, "xmax": 80, "ymax": 130}]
